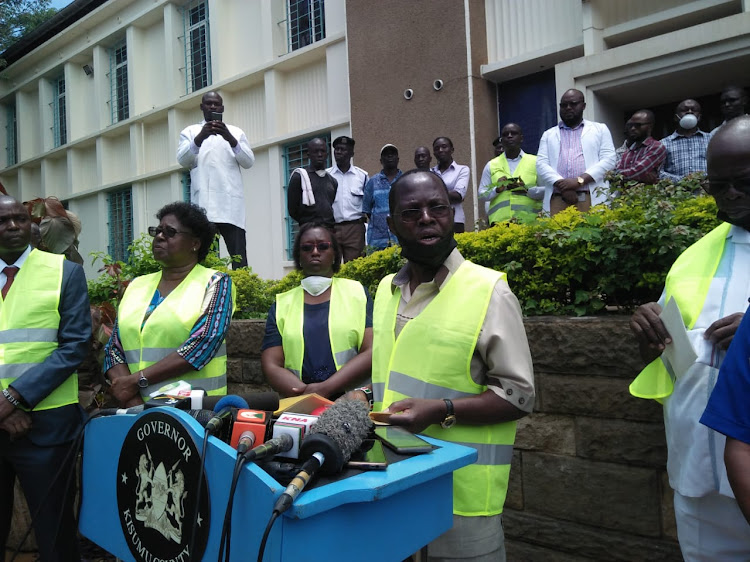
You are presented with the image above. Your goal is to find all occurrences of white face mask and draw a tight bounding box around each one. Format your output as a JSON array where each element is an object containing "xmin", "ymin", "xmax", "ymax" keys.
[
  {"xmin": 301, "ymin": 276, "xmax": 332, "ymax": 296},
  {"xmin": 679, "ymin": 113, "xmax": 698, "ymax": 129}
]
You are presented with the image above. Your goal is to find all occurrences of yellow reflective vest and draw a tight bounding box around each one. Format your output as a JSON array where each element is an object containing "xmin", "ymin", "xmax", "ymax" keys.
[
  {"xmin": 372, "ymin": 261, "xmax": 517, "ymax": 516},
  {"xmin": 0, "ymin": 250, "xmax": 77, "ymax": 411},
  {"xmin": 488, "ymin": 153, "xmax": 540, "ymax": 224},
  {"xmin": 630, "ymin": 223, "xmax": 732, "ymax": 401},
  {"xmin": 275, "ymin": 278, "xmax": 367, "ymax": 379},
  {"xmin": 118, "ymin": 264, "xmax": 233, "ymax": 398}
]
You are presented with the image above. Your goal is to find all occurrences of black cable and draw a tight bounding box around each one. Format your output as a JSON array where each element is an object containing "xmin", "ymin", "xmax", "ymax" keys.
[
  {"xmin": 257, "ymin": 510, "xmax": 281, "ymax": 562},
  {"xmin": 188, "ymin": 429, "xmax": 210, "ymax": 562},
  {"xmin": 9, "ymin": 412, "xmax": 94, "ymax": 562},
  {"xmin": 218, "ymin": 454, "xmax": 246, "ymax": 562}
]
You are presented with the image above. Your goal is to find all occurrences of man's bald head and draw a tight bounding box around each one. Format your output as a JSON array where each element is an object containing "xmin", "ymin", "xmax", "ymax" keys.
[
  {"xmin": 707, "ymin": 115, "xmax": 750, "ymax": 229},
  {"xmin": 708, "ymin": 115, "xmax": 750, "ymax": 165}
]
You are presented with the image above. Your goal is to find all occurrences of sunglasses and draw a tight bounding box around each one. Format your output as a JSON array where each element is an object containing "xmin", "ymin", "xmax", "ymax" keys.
[
  {"xmin": 397, "ymin": 205, "xmax": 451, "ymax": 223},
  {"xmin": 703, "ymin": 177, "xmax": 750, "ymax": 197},
  {"xmin": 300, "ymin": 242, "xmax": 332, "ymax": 253},
  {"xmin": 148, "ymin": 225, "xmax": 192, "ymax": 239}
]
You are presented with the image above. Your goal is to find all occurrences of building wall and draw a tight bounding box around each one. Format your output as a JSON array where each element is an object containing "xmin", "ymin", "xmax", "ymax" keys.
[{"xmin": 0, "ymin": 0, "xmax": 350, "ymax": 281}]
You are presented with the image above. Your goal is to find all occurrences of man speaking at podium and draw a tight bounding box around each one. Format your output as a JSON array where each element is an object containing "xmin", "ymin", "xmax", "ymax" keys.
[
  {"xmin": 365, "ymin": 170, "xmax": 535, "ymax": 561},
  {"xmin": 0, "ymin": 196, "xmax": 91, "ymax": 562}
]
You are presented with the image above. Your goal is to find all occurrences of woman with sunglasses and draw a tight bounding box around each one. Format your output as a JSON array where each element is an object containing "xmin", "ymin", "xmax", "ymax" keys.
[
  {"xmin": 261, "ymin": 221, "xmax": 373, "ymax": 399},
  {"xmin": 104, "ymin": 201, "xmax": 234, "ymax": 407}
]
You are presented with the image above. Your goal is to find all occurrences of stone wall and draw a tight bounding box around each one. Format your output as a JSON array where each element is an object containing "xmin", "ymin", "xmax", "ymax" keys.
[{"xmin": 225, "ymin": 317, "xmax": 682, "ymax": 561}]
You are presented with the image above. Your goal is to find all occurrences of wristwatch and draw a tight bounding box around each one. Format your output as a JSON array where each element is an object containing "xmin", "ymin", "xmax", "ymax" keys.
[
  {"xmin": 137, "ymin": 371, "xmax": 149, "ymax": 389},
  {"xmin": 577, "ymin": 176, "xmax": 585, "ymax": 187},
  {"xmin": 441, "ymin": 398, "xmax": 457, "ymax": 429}
]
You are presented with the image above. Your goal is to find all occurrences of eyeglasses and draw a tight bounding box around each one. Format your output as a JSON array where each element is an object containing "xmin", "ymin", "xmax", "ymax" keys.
[
  {"xmin": 703, "ymin": 177, "xmax": 750, "ymax": 197},
  {"xmin": 148, "ymin": 225, "xmax": 192, "ymax": 239},
  {"xmin": 397, "ymin": 205, "xmax": 451, "ymax": 223},
  {"xmin": 300, "ymin": 242, "xmax": 332, "ymax": 253}
]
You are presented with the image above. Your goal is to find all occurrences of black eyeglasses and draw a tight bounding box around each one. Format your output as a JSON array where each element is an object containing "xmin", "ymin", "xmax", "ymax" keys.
[
  {"xmin": 300, "ymin": 242, "xmax": 332, "ymax": 253},
  {"xmin": 397, "ymin": 205, "xmax": 452, "ymax": 223},
  {"xmin": 148, "ymin": 225, "xmax": 192, "ymax": 239},
  {"xmin": 703, "ymin": 177, "xmax": 750, "ymax": 197}
]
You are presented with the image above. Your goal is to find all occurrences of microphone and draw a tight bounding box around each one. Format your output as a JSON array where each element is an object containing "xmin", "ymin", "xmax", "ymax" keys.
[
  {"xmin": 201, "ymin": 392, "xmax": 279, "ymax": 413},
  {"xmin": 95, "ymin": 404, "xmax": 146, "ymax": 416},
  {"xmin": 273, "ymin": 400, "xmax": 372, "ymax": 514},
  {"xmin": 204, "ymin": 395, "xmax": 249, "ymax": 437},
  {"xmin": 242, "ymin": 433, "xmax": 293, "ymax": 462},
  {"xmin": 237, "ymin": 431, "xmax": 256, "ymax": 454}
]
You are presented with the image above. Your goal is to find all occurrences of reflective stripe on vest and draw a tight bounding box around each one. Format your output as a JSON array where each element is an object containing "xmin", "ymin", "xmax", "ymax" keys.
[
  {"xmin": 629, "ymin": 223, "xmax": 731, "ymax": 401},
  {"xmin": 118, "ymin": 264, "xmax": 233, "ymax": 399},
  {"xmin": 275, "ymin": 278, "xmax": 367, "ymax": 380},
  {"xmin": 372, "ymin": 260, "xmax": 516, "ymax": 516},
  {"xmin": 0, "ymin": 250, "xmax": 77, "ymax": 411},
  {"xmin": 488, "ymin": 153, "xmax": 539, "ymax": 224}
]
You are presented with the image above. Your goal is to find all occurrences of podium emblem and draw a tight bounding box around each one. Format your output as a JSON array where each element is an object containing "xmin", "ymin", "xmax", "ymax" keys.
[{"xmin": 117, "ymin": 411, "xmax": 209, "ymax": 562}]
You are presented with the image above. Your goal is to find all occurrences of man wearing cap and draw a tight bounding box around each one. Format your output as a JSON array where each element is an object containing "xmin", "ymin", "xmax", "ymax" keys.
[
  {"xmin": 327, "ymin": 136, "xmax": 369, "ymax": 262},
  {"xmin": 363, "ymin": 144, "xmax": 401, "ymax": 252}
]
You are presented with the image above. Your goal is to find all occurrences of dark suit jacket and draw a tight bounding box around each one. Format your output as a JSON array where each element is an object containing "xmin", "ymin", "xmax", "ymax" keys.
[{"xmin": 7, "ymin": 255, "xmax": 91, "ymax": 446}]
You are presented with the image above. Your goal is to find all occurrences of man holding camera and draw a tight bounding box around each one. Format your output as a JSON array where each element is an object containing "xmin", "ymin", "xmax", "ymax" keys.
[{"xmin": 177, "ymin": 91, "xmax": 255, "ymax": 268}]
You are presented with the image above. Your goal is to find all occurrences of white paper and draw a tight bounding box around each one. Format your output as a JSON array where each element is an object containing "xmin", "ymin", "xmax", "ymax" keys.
[{"xmin": 660, "ymin": 297, "xmax": 698, "ymax": 379}]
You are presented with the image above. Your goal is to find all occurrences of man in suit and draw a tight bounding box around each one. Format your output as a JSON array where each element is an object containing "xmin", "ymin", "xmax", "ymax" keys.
[
  {"xmin": 0, "ymin": 196, "xmax": 91, "ymax": 561},
  {"xmin": 537, "ymin": 89, "xmax": 616, "ymax": 215}
]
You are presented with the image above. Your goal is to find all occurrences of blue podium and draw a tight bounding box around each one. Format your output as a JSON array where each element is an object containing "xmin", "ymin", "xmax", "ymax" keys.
[{"xmin": 79, "ymin": 408, "xmax": 477, "ymax": 562}]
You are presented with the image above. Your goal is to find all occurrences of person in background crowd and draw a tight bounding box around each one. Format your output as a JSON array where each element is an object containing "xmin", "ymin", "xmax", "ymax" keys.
[
  {"xmin": 105, "ymin": 202, "xmax": 234, "ymax": 405},
  {"xmin": 0, "ymin": 196, "xmax": 90, "ymax": 562},
  {"xmin": 614, "ymin": 109, "xmax": 667, "ymax": 185},
  {"xmin": 261, "ymin": 222, "xmax": 372, "ymax": 400},
  {"xmin": 492, "ymin": 136, "xmax": 504, "ymax": 157},
  {"xmin": 363, "ymin": 144, "xmax": 401, "ymax": 252},
  {"xmin": 349, "ymin": 170, "xmax": 534, "ymax": 561},
  {"xmin": 537, "ymin": 89, "xmax": 616, "ymax": 215},
  {"xmin": 327, "ymin": 136, "xmax": 368, "ymax": 262},
  {"xmin": 288, "ymin": 138, "xmax": 338, "ymax": 228},
  {"xmin": 479, "ymin": 123, "xmax": 543, "ymax": 225},
  {"xmin": 659, "ymin": 99, "xmax": 712, "ymax": 183},
  {"xmin": 432, "ymin": 137, "xmax": 470, "ymax": 233},
  {"xmin": 177, "ymin": 91, "xmax": 255, "ymax": 269},
  {"xmin": 713, "ymin": 86, "xmax": 749, "ymax": 133},
  {"xmin": 414, "ymin": 146, "xmax": 432, "ymax": 170},
  {"xmin": 630, "ymin": 116, "xmax": 750, "ymax": 560}
]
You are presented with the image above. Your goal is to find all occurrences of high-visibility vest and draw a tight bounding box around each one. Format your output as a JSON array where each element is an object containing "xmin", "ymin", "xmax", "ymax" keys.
[
  {"xmin": 0, "ymin": 250, "xmax": 77, "ymax": 411},
  {"xmin": 488, "ymin": 153, "xmax": 540, "ymax": 224},
  {"xmin": 629, "ymin": 222, "xmax": 731, "ymax": 401},
  {"xmin": 372, "ymin": 261, "xmax": 517, "ymax": 516},
  {"xmin": 275, "ymin": 278, "xmax": 367, "ymax": 378},
  {"xmin": 118, "ymin": 264, "xmax": 233, "ymax": 398}
]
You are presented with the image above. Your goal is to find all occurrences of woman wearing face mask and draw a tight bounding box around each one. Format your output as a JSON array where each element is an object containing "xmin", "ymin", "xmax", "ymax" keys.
[{"xmin": 261, "ymin": 222, "xmax": 373, "ymax": 399}]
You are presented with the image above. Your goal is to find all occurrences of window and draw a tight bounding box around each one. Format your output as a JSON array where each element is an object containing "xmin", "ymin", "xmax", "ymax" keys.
[
  {"xmin": 287, "ymin": 0, "xmax": 325, "ymax": 52},
  {"xmin": 108, "ymin": 187, "xmax": 133, "ymax": 262},
  {"xmin": 182, "ymin": 0, "xmax": 211, "ymax": 94},
  {"xmin": 182, "ymin": 171, "xmax": 191, "ymax": 202},
  {"xmin": 5, "ymin": 104, "xmax": 17, "ymax": 166},
  {"xmin": 281, "ymin": 134, "xmax": 330, "ymax": 260},
  {"xmin": 109, "ymin": 40, "xmax": 129, "ymax": 124},
  {"xmin": 52, "ymin": 76, "xmax": 67, "ymax": 147}
]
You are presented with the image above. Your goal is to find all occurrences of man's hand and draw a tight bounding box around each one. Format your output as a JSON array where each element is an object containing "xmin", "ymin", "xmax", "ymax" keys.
[
  {"xmin": 494, "ymin": 176, "xmax": 508, "ymax": 193},
  {"xmin": 194, "ymin": 121, "xmax": 216, "ymax": 147},
  {"xmin": 211, "ymin": 121, "xmax": 238, "ymax": 147},
  {"xmin": 0, "ymin": 387, "xmax": 22, "ymax": 422},
  {"xmin": 0, "ymin": 409, "xmax": 32, "ymax": 440},
  {"xmin": 300, "ymin": 381, "xmax": 333, "ymax": 399},
  {"xmin": 109, "ymin": 374, "xmax": 140, "ymax": 405},
  {"xmin": 705, "ymin": 312, "xmax": 744, "ymax": 350},
  {"xmin": 383, "ymin": 398, "xmax": 446, "ymax": 434},
  {"xmin": 630, "ymin": 302, "xmax": 671, "ymax": 363}
]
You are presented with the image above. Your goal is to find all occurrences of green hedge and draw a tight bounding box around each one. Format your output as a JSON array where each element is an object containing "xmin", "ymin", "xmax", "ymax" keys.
[{"xmin": 88, "ymin": 175, "xmax": 720, "ymax": 318}]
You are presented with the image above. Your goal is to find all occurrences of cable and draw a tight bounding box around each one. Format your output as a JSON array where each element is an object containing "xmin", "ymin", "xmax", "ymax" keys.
[
  {"xmin": 218, "ymin": 454, "xmax": 247, "ymax": 562},
  {"xmin": 257, "ymin": 511, "xmax": 280, "ymax": 562},
  {"xmin": 188, "ymin": 429, "xmax": 210, "ymax": 562}
]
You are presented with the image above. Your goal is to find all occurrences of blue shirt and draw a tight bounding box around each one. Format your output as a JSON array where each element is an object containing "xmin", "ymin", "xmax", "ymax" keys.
[
  {"xmin": 659, "ymin": 129, "xmax": 711, "ymax": 182},
  {"xmin": 363, "ymin": 169, "xmax": 402, "ymax": 251},
  {"xmin": 701, "ymin": 305, "xmax": 750, "ymax": 444}
]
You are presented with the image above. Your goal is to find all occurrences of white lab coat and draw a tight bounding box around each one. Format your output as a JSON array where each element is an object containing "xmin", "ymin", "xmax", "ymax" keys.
[{"xmin": 177, "ymin": 121, "xmax": 255, "ymax": 228}]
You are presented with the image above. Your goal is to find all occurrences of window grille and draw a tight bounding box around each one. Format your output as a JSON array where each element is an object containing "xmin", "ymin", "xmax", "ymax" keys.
[
  {"xmin": 52, "ymin": 76, "xmax": 67, "ymax": 147},
  {"xmin": 109, "ymin": 40, "xmax": 129, "ymax": 124},
  {"xmin": 108, "ymin": 187, "xmax": 133, "ymax": 262},
  {"xmin": 5, "ymin": 104, "xmax": 17, "ymax": 166},
  {"xmin": 287, "ymin": 0, "xmax": 326, "ymax": 52},
  {"xmin": 182, "ymin": 171, "xmax": 191, "ymax": 202},
  {"xmin": 182, "ymin": 0, "xmax": 211, "ymax": 94},
  {"xmin": 281, "ymin": 134, "xmax": 330, "ymax": 260}
]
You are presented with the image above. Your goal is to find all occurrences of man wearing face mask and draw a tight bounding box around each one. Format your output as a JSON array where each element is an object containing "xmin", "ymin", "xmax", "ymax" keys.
[
  {"xmin": 659, "ymin": 99, "xmax": 712, "ymax": 183},
  {"xmin": 630, "ymin": 116, "xmax": 750, "ymax": 560},
  {"xmin": 361, "ymin": 170, "xmax": 535, "ymax": 561}
]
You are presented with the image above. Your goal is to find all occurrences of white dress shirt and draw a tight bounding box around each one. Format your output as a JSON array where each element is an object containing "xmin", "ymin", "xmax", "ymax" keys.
[{"xmin": 327, "ymin": 163, "xmax": 369, "ymax": 223}]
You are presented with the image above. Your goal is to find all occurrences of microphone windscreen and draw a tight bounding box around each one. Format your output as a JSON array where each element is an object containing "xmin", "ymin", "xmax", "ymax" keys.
[
  {"xmin": 301, "ymin": 400, "xmax": 372, "ymax": 473},
  {"xmin": 210, "ymin": 394, "xmax": 249, "ymax": 412},
  {"xmin": 202, "ymin": 392, "xmax": 278, "ymax": 412}
]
